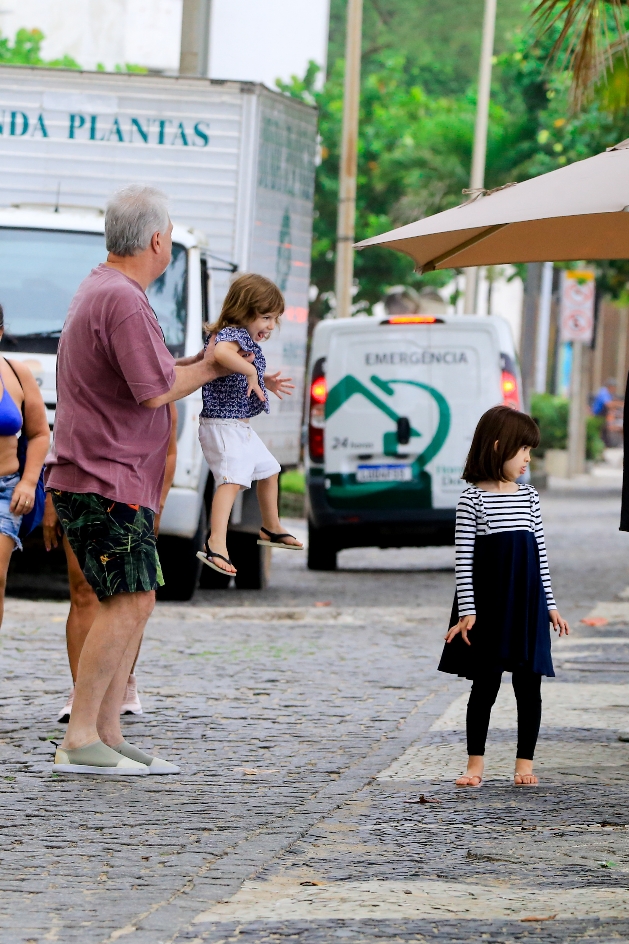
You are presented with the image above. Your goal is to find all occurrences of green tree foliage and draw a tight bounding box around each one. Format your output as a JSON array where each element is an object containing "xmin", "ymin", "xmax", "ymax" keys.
[
  {"xmin": 280, "ymin": 20, "xmax": 554, "ymax": 315},
  {"xmin": 0, "ymin": 27, "xmax": 146, "ymax": 73},
  {"xmin": 530, "ymin": 392, "xmax": 605, "ymax": 459},
  {"xmin": 278, "ymin": 2, "xmax": 629, "ymax": 317},
  {"xmin": 328, "ymin": 0, "xmax": 528, "ymax": 97},
  {"xmin": 0, "ymin": 28, "xmax": 80, "ymax": 69}
]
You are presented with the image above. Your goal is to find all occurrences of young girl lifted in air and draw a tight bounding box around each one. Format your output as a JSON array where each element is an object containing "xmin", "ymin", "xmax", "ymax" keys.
[
  {"xmin": 439, "ymin": 405, "xmax": 569, "ymax": 787},
  {"xmin": 197, "ymin": 273, "xmax": 303, "ymax": 577}
]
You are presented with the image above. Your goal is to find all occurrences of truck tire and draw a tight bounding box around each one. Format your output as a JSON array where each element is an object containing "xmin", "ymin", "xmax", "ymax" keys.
[
  {"xmin": 156, "ymin": 506, "xmax": 205, "ymax": 602},
  {"xmin": 307, "ymin": 522, "xmax": 337, "ymax": 571},
  {"xmin": 228, "ymin": 532, "xmax": 271, "ymax": 590}
]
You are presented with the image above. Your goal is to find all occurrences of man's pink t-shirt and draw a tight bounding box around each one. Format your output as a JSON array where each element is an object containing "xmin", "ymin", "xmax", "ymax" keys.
[{"xmin": 46, "ymin": 264, "xmax": 175, "ymax": 513}]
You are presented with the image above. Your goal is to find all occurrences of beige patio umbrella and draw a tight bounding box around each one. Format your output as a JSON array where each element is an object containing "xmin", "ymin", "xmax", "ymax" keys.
[{"xmin": 354, "ymin": 139, "xmax": 629, "ymax": 269}]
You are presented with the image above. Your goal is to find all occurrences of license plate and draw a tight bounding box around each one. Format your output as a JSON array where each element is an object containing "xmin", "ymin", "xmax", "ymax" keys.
[{"xmin": 355, "ymin": 463, "xmax": 412, "ymax": 483}]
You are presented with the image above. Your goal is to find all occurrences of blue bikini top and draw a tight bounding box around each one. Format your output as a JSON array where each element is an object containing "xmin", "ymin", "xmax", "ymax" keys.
[{"xmin": 0, "ymin": 361, "xmax": 23, "ymax": 437}]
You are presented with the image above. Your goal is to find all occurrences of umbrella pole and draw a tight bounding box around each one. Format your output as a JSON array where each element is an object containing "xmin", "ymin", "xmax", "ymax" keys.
[{"xmin": 463, "ymin": 0, "xmax": 497, "ymax": 314}]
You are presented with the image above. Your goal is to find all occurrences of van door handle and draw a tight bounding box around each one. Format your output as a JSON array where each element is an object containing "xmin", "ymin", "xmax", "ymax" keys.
[{"xmin": 397, "ymin": 417, "xmax": 411, "ymax": 445}]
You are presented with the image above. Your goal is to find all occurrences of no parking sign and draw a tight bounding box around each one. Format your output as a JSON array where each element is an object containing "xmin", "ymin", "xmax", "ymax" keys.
[{"xmin": 559, "ymin": 269, "xmax": 595, "ymax": 344}]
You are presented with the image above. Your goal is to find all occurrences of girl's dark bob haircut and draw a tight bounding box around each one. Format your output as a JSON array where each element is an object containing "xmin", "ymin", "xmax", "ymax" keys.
[{"xmin": 463, "ymin": 405, "xmax": 540, "ymax": 483}]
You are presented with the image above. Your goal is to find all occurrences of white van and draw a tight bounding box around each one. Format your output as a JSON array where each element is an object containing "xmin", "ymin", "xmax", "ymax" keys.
[{"xmin": 305, "ymin": 312, "xmax": 522, "ymax": 570}]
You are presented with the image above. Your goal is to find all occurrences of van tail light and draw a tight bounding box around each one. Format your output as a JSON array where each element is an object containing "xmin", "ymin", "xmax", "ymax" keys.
[
  {"xmin": 501, "ymin": 370, "xmax": 520, "ymax": 409},
  {"xmin": 309, "ymin": 367, "xmax": 327, "ymax": 463}
]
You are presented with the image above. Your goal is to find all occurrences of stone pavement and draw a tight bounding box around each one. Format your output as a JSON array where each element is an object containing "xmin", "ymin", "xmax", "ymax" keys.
[
  {"xmin": 0, "ymin": 491, "xmax": 629, "ymax": 942},
  {"xmin": 190, "ymin": 624, "xmax": 629, "ymax": 943}
]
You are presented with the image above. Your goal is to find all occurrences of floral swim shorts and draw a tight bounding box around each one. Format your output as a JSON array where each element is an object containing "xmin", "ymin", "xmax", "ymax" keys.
[{"xmin": 51, "ymin": 491, "xmax": 164, "ymax": 600}]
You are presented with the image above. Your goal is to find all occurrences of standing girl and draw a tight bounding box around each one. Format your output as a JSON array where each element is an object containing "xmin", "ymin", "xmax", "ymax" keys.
[
  {"xmin": 197, "ymin": 273, "xmax": 303, "ymax": 577},
  {"xmin": 439, "ymin": 405, "xmax": 569, "ymax": 787}
]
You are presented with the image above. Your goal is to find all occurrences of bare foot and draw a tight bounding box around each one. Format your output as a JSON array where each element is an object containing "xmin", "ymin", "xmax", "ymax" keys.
[
  {"xmin": 514, "ymin": 758, "xmax": 538, "ymax": 786},
  {"xmin": 259, "ymin": 525, "xmax": 303, "ymax": 548},
  {"xmin": 456, "ymin": 755, "xmax": 484, "ymax": 787}
]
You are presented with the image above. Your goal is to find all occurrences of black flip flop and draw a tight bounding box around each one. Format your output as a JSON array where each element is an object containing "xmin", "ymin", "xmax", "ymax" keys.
[
  {"xmin": 257, "ymin": 527, "xmax": 303, "ymax": 550},
  {"xmin": 196, "ymin": 545, "xmax": 237, "ymax": 575}
]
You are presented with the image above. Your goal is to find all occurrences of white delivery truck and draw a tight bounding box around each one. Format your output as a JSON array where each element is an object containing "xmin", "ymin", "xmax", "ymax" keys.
[
  {"xmin": 305, "ymin": 312, "xmax": 522, "ymax": 570},
  {"xmin": 0, "ymin": 64, "xmax": 317, "ymax": 598}
]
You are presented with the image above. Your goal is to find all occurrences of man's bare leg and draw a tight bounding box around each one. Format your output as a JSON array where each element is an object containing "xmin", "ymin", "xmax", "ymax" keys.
[
  {"xmin": 61, "ymin": 590, "xmax": 154, "ymax": 750},
  {"xmin": 64, "ymin": 534, "xmax": 143, "ymax": 682},
  {"xmin": 64, "ymin": 536, "xmax": 99, "ymax": 681}
]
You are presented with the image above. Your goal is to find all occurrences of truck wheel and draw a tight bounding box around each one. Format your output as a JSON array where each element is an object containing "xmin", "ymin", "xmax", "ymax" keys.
[
  {"xmin": 156, "ymin": 506, "xmax": 205, "ymax": 602},
  {"xmin": 229, "ymin": 532, "xmax": 271, "ymax": 590},
  {"xmin": 307, "ymin": 522, "xmax": 337, "ymax": 571}
]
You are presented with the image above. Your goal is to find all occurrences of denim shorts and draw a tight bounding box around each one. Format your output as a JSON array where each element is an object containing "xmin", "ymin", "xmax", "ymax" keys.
[{"xmin": 0, "ymin": 472, "xmax": 22, "ymax": 551}]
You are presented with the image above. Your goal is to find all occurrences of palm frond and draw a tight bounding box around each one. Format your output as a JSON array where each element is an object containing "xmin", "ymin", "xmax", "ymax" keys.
[{"xmin": 532, "ymin": 0, "xmax": 629, "ymax": 108}]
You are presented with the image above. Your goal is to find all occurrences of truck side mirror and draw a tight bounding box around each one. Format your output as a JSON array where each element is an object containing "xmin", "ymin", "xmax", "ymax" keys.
[{"xmin": 397, "ymin": 417, "xmax": 410, "ymax": 445}]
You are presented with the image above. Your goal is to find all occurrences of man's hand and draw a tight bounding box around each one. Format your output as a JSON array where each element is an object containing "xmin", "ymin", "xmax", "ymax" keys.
[
  {"xmin": 550, "ymin": 609, "xmax": 569, "ymax": 636},
  {"xmin": 203, "ymin": 334, "xmax": 254, "ymax": 382},
  {"xmin": 43, "ymin": 492, "xmax": 63, "ymax": 551},
  {"xmin": 444, "ymin": 614, "xmax": 476, "ymax": 646},
  {"xmin": 264, "ymin": 371, "xmax": 295, "ymax": 399}
]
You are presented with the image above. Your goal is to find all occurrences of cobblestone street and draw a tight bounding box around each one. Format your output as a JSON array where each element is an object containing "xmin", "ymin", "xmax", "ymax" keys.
[{"xmin": 1, "ymin": 488, "xmax": 629, "ymax": 943}]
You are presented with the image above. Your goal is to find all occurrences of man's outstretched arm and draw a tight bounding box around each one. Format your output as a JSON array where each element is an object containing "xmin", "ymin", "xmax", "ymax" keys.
[{"xmin": 142, "ymin": 334, "xmax": 253, "ymax": 408}]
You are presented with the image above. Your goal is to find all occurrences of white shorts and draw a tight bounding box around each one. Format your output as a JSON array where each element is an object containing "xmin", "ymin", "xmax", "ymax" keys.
[{"xmin": 199, "ymin": 417, "xmax": 281, "ymax": 490}]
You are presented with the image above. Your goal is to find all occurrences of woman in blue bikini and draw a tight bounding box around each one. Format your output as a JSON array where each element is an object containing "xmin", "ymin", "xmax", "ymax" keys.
[{"xmin": 0, "ymin": 303, "xmax": 49, "ymax": 624}]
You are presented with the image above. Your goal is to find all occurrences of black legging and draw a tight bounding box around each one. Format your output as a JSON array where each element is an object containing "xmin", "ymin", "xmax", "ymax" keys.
[{"xmin": 466, "ymin": 668, "xmax": 542, "ymax": 760}]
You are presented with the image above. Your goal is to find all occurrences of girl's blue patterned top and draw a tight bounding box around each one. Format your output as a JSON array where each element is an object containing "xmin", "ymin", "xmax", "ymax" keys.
[{"xmin": 201, "ymin": 326, "xmax": 269, "ymax": 419}]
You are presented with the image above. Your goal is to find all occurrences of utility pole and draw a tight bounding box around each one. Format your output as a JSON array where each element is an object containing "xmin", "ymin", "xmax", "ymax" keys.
[
  {"xmin": 463, "ymin": 0, "xmax": 497, "ymax": 314},
  {"xmin": 334, "ymin": 0, "xmax": 363, "ymax": 319},
  {"xmin": 179, "ymin": 0, "xmax": 211, "ymax": 76}
]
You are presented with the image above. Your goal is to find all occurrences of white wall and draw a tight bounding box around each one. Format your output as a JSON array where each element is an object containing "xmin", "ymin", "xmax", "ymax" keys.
[
  {"xmin": 0, "ymin": 0, "xmax": 183, "ymax": 73},
  {"xmin": 0, "ymin": 0, "xmax": 330, "ymax": 87},
  {"xmin": 209, "ymin": 0, "xmax": 330, "ymax": 88}
]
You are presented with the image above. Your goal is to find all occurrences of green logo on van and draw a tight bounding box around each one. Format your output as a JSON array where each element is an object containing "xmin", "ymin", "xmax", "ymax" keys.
[{"xmin": 325, "ymin": 374, "xmax": 450, "ymax": 471}]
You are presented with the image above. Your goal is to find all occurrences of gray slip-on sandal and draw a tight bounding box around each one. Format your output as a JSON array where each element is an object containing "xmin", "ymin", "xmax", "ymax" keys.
[
  {"xmin": 114, "ymin": 740, "xmax": 181, "ymax": 775},
  {"xmin": 53, "ymin": 739, "xmax": 149, "ymax": 775}
]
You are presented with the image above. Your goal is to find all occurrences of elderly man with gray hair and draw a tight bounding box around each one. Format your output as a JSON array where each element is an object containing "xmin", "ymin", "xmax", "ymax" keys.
[{"xmin": 46, "ymin": 185, "xmax": 223, "ymax": 775}]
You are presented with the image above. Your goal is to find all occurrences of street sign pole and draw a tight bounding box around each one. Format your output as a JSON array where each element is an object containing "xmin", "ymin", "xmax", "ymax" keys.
[
  {"xmin": 334, "ymin": 0, "xmax": 363, "ymax": 319},
  {"xmin": 463, "ymin": 0, "xmax": 497, "ymax": 314}
]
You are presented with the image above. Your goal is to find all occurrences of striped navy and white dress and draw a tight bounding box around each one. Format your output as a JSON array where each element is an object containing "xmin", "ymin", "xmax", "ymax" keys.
[{"xmin": 439, "ymin": 483, "xmax": 557, "ymax": 679}]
